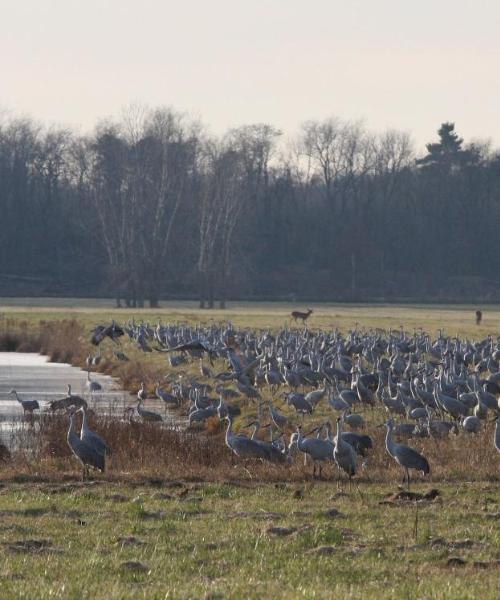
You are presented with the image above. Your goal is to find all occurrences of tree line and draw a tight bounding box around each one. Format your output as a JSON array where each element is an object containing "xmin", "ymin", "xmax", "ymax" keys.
[{"xmin": 1, "ymin": 108, "xmax": 499, "ymax": 306}]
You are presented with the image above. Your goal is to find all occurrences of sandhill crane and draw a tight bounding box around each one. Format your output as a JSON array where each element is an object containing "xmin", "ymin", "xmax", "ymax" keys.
[
  {"xmin": 200, "ymin": 359, "xmax": 213, "ymax": 378},
  {"xmin": 49, "ymin": 385, "xmax": 87, "ymax": 412},
  {"xmin": 344, "ymin": 411, "xmax": 365, "ymax": 430},
  {"xmin": 138, "ymin": 382, "xmax": 148, "ymax": 402},
  {"xmin": 136, "ymin": 385, "xmax": 162, "ymax": 422},
  {"xmin": 333, "ymin": 416, "xmax": 357, "ymax": 485},
  {"xmin": 224, "ymin": 414, "xmax": 270, "ymax": 460},
  {"xmin": 67, "ymin": 409, "xmax": 104, "ymax": 481},
  {"xmin": 9, "ymin": 389, "xmax": 39, "ymax": 415},
  {"xmin": 305, "ymin": 385, "xmax": 327, "ymax": 409},
  {"xmin": 268, "ymin": 400, "xmax": 288, "ymax": 430},
  {"xmin": 323, "ymin": 421, "xmax": 372, "ymax": 458},
  {"xmin": 155, "ymin": 382, "xmax": 179, "ymax": 409},
  {"xmin": 86, "ymin": 368, "xmax": 102, "ymax": 394},
  {"xmin": 284, "ymin": 392, "xmax": 313, "ymax": 416},
  {"xmin": 79, "ymin": 405, "xmax": 111, "ymax": 456},
  {"xmin": 113, "ymin": 348, "xmax": 129, "ymax": 361},
  {"xmin": 245, "ymin": 421, "xmax": 288, "ymax": 463},
  {"xmin": 433, "ymin": 382, "xmax": 468, "ymax": 419},
  {"xmin": 462, "ymin": 415, "xmax": 481, "ymax": 433},
  {"xmin": 188, "ymin": 402, "xmax": 217, "ymax": 427},
  {"xmin": 292, "ymin": 426, "xmax": 333, "ymax": 477},
  {"xmin": 384, "ymin": 418, "xmax": 430, "ymax": 489}
]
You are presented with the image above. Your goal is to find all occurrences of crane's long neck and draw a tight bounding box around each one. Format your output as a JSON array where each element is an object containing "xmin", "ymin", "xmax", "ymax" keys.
[
  {"xmin": 67, "ymin": 414, "xmax": 77, "ymax": 442},
  {"xmin": 385, "ymin": 425, "xmax": 397, "ymax": 457},
  {"xmin": 296, "ymin": 429, "xmax": 305, "ymax": 450},
  {"xmin": 80, "ymin": 408, "xmax": 88, "ymax": 435},
  {"xmin": 225, "ymin": 417, "xmax": 234, "ymax": 445},
  {"xmin": 12, "ymin": 391, "xmax": 21, "ymax": 403},
  {"xmin": 335, "ymin": 419, "xmax": 343, "ymax": 445}
]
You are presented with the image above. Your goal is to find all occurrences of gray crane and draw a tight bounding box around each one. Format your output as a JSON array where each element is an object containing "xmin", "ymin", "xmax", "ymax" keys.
[
  {"xmin": 433, "ymin": 382, "xmax": 468, "ymax": 419},
  {"xmin": 136, "ymin": 384, "xmax": 163, "ymax": 422},
  {"xmin": 67, "ymin": 409, "xmax": 105, "ymax": 481},
  {"xmin": 188, "ymin": 403, "xmax": 217, "ymax": 427},
  {"xmin": 292, "ymin": 426, "xmax": 334, "ymax": 477},
  {"xmin": 384, "ymin": 418, "xmax": 430, "ymax": 489},
  {"xmin": 461, "ymin": 415, "xmax": 481, "ymax": 434},
  {"xmin": 268, "ymin": 400, "xmax": 288, "ymax": 430},
  {"xmin": 284, "ymin": 392, "xmax": 313, "ymax": 417},
  {"xmin": 9, "ymin": 389, "xmax": 39, "ymax": 415},
  {"xmin": 333, "ymin": 416, "xmax": 357, "ymax": 485},
  {"xmin": 223, "ymin": 414, "xmax": 270, "ymax": 460},
  {"xmin": 86, "ymin": 368, "xmax": 102, "ymax": 394},
  {"xmin": 155, "ymin": 382, "xmax": 179, "ymax": 409},
  {"xmin": 137, "ymin": 382, "xmax": 148, "ymax": 402},
  {"xmin": 79, "ymin": 405, "xmax": 111, "ymax": 456},
  {"xmin": 246, "ymin": 421, "xmax": 288, "ymax": 463},
  {"xmin": 49, "ymin": 385, "xmax": 87, "ymax": 412}
]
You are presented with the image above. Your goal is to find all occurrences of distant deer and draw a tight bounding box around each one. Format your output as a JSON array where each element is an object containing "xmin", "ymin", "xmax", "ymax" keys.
[{"xmin": 291, "ymin": 308, "xmax": 313, "ymax": 324}]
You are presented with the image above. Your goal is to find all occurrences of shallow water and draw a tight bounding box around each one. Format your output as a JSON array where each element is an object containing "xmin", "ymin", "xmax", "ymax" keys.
[{"xmin": 0, "ymin": 352, "xmax": 180, "ymax": 450}]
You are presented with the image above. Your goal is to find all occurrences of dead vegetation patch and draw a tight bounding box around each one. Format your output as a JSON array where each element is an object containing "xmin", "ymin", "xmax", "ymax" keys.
[{"xmin": 3, "ymin": 539, "xmax": 63, "ymax": 555}]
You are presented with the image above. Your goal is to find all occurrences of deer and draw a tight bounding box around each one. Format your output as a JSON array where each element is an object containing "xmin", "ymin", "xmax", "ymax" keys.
[{"xmin": 291, "ymin": 308, "xmax": 313, "ymax": 324}]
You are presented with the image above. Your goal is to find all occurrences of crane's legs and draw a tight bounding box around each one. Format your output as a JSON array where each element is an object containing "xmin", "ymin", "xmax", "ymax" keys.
[{"xmin": 406, "ymin": 467, "xmax": 411, "ymax": 490}]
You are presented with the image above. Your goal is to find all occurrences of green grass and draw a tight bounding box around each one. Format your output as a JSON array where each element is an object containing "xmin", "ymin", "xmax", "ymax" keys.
[
  {"xmin": 2, "ymin": 299, "xmax": 500, "ymax": 338},
  {"xmin": 0, "ymin": 480, "xmax": 498, "ymax": 599}
]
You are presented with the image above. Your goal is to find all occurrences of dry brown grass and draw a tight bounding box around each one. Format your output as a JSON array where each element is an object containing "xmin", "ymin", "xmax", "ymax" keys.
[
  {"xmin": 0, "ymin": 319, "xmax": 42, "ymax": 352},
  {"xmin": 3, "ymin": 410, "xmax": 498, "ymax": 485}
]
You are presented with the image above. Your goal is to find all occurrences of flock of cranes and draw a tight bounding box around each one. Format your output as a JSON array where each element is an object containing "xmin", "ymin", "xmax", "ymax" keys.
[
  {"xmin": 65, "ymin": 318, "xmax": 500, "ymax": 484},
  {"xmin": 6, "ymin": 317, "xmax": 500, "ymax": 485}
]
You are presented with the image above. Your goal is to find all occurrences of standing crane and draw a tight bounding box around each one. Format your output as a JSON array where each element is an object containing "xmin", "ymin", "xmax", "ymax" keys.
[
  {"xmin": 223, "ymin": 414, "xmax": 270, "ymax": 460},
  {"xmin": 79, "ymin": 405, "xmax": 111, "ymax": 456},
  {"xmin": 86, "ymin": 368, "xmax": 102, "ymax": 394},
  {"xmin": 384, "ymin": 418, "xmax": 430, "ymax": 489},
  {"xmin": 66, "ymin": 409, "xmax": 105, "ymax": 481},
  {"xmin": 291, "ymin": 426, "xmax": 334, "ymax": 477},
  {"xmin": 9, "ymin": 389, "xmax": 39, "ymax": 415},
  {"xmin": 333, "ymin": 416, "xmax": 357, "ymax": 486}
]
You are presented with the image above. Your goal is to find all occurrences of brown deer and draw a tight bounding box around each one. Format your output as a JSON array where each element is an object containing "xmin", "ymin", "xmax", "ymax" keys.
[{"xmin": 291, "ymin": 308, "xmax": 313, "ymax": 324}]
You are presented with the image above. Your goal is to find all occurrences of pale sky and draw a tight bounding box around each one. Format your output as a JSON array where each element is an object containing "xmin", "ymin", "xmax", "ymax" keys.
[{"xmin": 1, "ymin": 0, "xmax": 500, "ymax": 149}]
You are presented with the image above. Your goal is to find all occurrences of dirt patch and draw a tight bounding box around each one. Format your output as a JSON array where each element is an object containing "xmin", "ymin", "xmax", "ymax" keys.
[
  {"xmin": 430, "ymin": 538, "xmax": 479, "ymax": 550},
  {"xmin": 106, "ymin": 493, "xmax": 129, "ymax": 503},
  {"xmin": 120, "ymin": 561, "xmax": 150, "ymax": 573},
  {"xmin": 380, "ymin": 488, "xmax": 440, "ymax": 505},
  {"xmin": 4, "ymin": 539, "xmax": 63, "ymax": 554},
  {"xmin": 307, "ymin": 545, "xmax": 337, "ymax": 555},
  {"xmin": 228, "ymin": 511, "xmax": 282, "ymax": 520},
  {"xmin": 472, "ymin": 560, "xmax": 500, "ymax": 569},
  {"xmin": 445, "ymin": 557, "xmax": 467, "ymax": 567},
  {"xmin": 140, "ymin": 510, "xmax": 166, "ymax": 520},
  {"xmin": 150, "ymin": 492, "xmax": 175, "ymax": 500},
  {"xmin": 323, "ymin": 508, "xmax": 344, "ymax": 518},
  {"xmin": 266, "ymin": 525, "xmax": 297, "ymax": 536},
  {"xmin": 116, "ymin": 536, "xmax": 146, "ymax": 547}
]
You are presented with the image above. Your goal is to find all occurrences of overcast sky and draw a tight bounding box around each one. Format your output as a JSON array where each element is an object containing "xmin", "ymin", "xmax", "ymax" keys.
[{"xmin": 2, "ymin": 0, "xmax": 500, "ymax": 150}]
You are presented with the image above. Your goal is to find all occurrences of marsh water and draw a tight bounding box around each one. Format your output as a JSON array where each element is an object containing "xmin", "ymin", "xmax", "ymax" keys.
[{"xmin": 0, "ymin": 352, "xmax": 180, "ymax": 450}]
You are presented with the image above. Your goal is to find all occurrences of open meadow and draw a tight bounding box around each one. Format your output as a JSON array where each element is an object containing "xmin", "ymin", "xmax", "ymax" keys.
[{"xmin": 0, "ymin": 300, "xmax": 499, "ymax": 599}]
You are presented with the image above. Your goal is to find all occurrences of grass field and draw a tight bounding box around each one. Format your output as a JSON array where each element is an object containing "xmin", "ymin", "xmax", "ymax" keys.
[
  {"xmin": 1, "ymin": 299, "xmax": 500, "ymax": 341},
  {"xmin": 0, "ymin": 480, "xmax": 499, "ymax": 599},
  {"xmin": 0, "ymin": 300, "xmax": 499, "ymax": 598}
]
